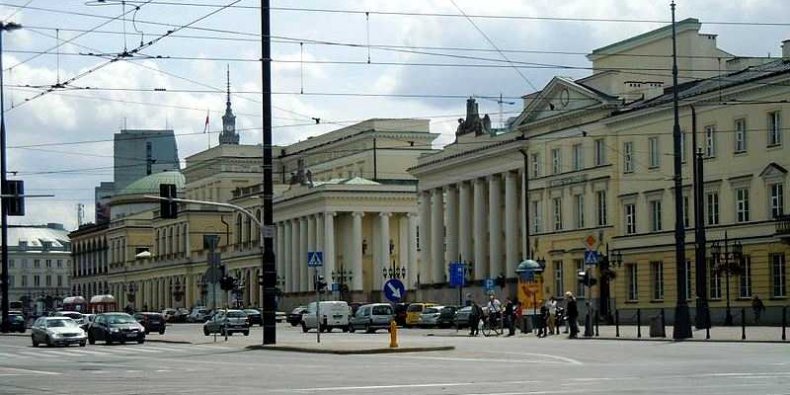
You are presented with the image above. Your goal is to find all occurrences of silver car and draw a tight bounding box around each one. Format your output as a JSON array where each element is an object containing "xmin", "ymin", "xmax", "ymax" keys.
[
  {"xmin": 349, "ymin": 303, "xmax": 394, "ymax": 333},
  {"xmin": 203, "ymin": 310, "xmax": 250, "ymax": 336},
  {"xmin": 31, "ymin": 317, "xmax": 87, "ymax": 347}
]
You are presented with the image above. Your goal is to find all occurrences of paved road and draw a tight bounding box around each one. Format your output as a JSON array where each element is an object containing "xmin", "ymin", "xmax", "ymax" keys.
[{"xmin": 2, "ymin": 323, "xmax": 788, "ymax": 394}]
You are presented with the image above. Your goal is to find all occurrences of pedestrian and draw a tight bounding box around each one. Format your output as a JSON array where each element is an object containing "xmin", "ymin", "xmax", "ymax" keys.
[
  {"xmin": 468, "ymin": 300, "xmax": 482, "ymax": 336},
  {"xmin": 752, "ymin": 294, "xmax": 766, "ymax": 324},
  {"xmin": 504, "ymin": 297, "xmax": 516, "ymax": 336},
  {"xmin": 547, "ymin": 297, "xmax": 558, "ymax": 336},
  {"xmin": 537, "ymin": 299, "xmax": 548, "ymax": 338},
  {"xmin": 515, "ymin": 301, "xmax": 524, "ymax": 333},
  {"xmin": 464, "ymin": 293, "xmax": 473, "ymax": 307},
  {"xmin": 565, "ymin": 291, "xmax": 579, "ymax": 339}
]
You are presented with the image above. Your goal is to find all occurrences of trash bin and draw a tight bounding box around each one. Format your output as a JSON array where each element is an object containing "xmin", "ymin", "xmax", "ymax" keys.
[
  {"xmin": 649, "ymin": 315, "xmax": 665, "ymax": 337},
  {"xmin": 522, "ymin": 316, "xmax": 532, "ymax": 333}
]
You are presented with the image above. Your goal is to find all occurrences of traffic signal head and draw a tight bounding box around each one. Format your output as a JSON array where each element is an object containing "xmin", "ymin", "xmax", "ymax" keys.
[
  {"xmin": 4, "ymin": 180, "xmax": 24, "ymax": 216},
  {"xmin": 496, "ymin": 273, "xmax": 506, "ymax": 289},
  {"xmin": 315, "ymin": 275, "xmax": 327, "ymax": 291},
  {"xmin": 159, "ymin": 183, "xmax": 178, "ymax": 219},
  {"xmin": 577, "ymin": 270, "xmax": 597, "ymax": 287}
]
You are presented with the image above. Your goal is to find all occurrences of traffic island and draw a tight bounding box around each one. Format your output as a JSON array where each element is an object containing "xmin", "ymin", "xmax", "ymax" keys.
[{"xmin": 246, "ymin": 343, "xmax": 454, "ymax": 355}]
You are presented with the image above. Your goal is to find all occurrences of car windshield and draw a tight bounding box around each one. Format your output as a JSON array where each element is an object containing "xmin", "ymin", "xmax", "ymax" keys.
[
  {"xmin": 106, "ymin": 315, "xmax": 136, "ymax": 324},
  {"xmin": 372, "ymin": 306, "xmax": 392, "ymax": 315},
  {"xmin": 406, "ymin": 305, "xmax": 423, "ymax": 312},
  {"xmin": 47, "ymin": 319, "xmax": 76, "ymax": 328},
  {"xmin": 226, "ymin": 311, "xmax": 247, "ymax": 318},
  {"xmin": 244, "ymin": 310, "xmax": 259, "ymax": 315},
  {"xmin": 423, "ymin": 307, "xmax": 439, "ymax": 314},
  {"xmin": 291, "ymin": 307, "xmax": 305, "ymax": 314}
]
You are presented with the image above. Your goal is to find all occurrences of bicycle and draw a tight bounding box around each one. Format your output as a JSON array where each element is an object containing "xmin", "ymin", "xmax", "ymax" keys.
[{"xmin": 482, "ymin": 312, "xmax": 503, "ymax": 337}]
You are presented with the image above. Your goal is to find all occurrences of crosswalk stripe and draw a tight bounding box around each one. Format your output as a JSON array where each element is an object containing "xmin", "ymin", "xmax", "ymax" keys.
[
  {"xmin": 39, "ymin": 350, "xmax": 77, "ymax": 357},
  {"xmin": 17, "ymin": 351, "xmax": 55, "ymax": 358},
  {"xmin": 64, "ymin": 349, "xmax": 108, "ymax": 356}
]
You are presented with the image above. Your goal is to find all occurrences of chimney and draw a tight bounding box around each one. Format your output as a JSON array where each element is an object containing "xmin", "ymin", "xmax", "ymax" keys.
[{"xmin": 783, "ymin": 39, "xmax": 790, "ymax": 60}]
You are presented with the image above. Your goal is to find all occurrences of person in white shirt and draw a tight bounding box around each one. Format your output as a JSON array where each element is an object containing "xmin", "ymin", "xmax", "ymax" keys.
[{"xmin": 547, "ymin": 297, "xmax": 558, "ymax": 335}]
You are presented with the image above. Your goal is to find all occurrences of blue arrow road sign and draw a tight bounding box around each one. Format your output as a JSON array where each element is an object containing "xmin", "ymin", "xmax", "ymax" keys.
[
  {"xmin": 449, "ymin": 262, "xmax": 465, "ymax": 288},
  {"xmin": 584, "ymin": 250, "xmax": 599, "ymax": 265},
  {"xmin": 383, "ymin": 278, "xmax": 406, "ymax": 302},
  {"xmin": 484, "ymin": 277, "xmax": 494, "ymax": 291},
  {"xmin": 307, "ymin": 251, "xmax": 324, "ymax": 267}
]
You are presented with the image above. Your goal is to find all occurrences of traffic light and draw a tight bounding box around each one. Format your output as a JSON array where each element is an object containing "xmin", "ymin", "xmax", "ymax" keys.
[
  {"xmin": 315, "ymin": 275, "xmax": 327, "ymax": 292},
  {"xmin": 4, "ymin": 180, "xmax": 24, "ymax": 216},
  {"xmin": 220, "ymin": 276, "xmax": 237, "ymax": 291},
  {"xmin": 159, "ymin": 183, "xmax": 177, "ymax": 219},
  {"xmin": 577, "ymin": 270, "xmax": 598, "ymax": 287},
  {"xmin": 496, "ymin": 273, "xmax": 506, "ymax": 289}
]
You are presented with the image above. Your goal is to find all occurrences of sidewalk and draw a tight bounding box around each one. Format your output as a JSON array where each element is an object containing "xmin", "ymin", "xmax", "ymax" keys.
[{"xmin": 588, "ymin": 324, "xmax": 787, "ymax": 342}]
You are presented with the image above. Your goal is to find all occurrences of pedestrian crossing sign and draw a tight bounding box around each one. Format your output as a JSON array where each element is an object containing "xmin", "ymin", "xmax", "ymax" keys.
[{"xmin": 307, "ymin": 251, "xmax": 323, "ymax": 267}]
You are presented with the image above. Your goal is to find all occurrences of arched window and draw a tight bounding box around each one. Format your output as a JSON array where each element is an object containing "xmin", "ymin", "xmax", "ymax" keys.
[
  {"xmin": 245, "ymin": 215, "xmax": 252, "ymax": 244},
  {"xmin": 182, "ymin": 224, "xmax": 189, "ymax": 254},
  {"xmin": 175, "ymin": 226, "xmax": 180, "ymax": 255},
  {"xmin": 236, "ymin": 214, "xmax": 243, "ymax": 244},
  {"xmin": 168, "ymin": 227, "xmax": 174, "ymax": 256},
  {"xmin": 254, "ymin": 209, "xmax": 262, "ymax": 242},
  {"xmin": 155, "ymin": 230, "xmax": 161, "ymax": 256}
]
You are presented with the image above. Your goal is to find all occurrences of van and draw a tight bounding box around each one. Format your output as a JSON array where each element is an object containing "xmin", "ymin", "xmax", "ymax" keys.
[
  {"xmin": 301, "ymin": 301, "xmax": 350, "ymax": 333},
  {"xmin": 405, "ymin": 303, "xmax": 437, "ymax": 327},
  {"xmin": 349, "ymin": 303, "xmax": 394, "ymax": 333}
]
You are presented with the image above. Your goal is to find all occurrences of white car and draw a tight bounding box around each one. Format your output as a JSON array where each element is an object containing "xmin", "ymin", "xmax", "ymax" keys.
[
  {"xmin": 301, "ymin": 301, "xmax": 350, "ymax": 333},
  {"xmin": 31, "ymin": 317, "xmax": 87, "ymax": 347}
]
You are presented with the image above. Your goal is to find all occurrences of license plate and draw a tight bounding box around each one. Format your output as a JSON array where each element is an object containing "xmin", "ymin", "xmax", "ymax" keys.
[
  {"xmin": 126, "ymin": 333, "xmax": 137, "ymax": 338},
  {"xmin": 333, "ymin": 315, "xmax": 342, "ymax": 319}
]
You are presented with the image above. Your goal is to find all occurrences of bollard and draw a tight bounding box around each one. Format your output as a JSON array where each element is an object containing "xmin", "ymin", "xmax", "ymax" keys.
[
  {"xmin": 741, "ymin": 307, "xmax": 746, "ymax": 340},
  {"xmin": 706, "ymin": 325, "xmax": 710, "ymax": 340},
  {"xmin": 615, "ymin": 309, "xmax": 620, "ymax": 338},
  {"xmin": 595, "ymin": 310, "xmax": 600, "ymax": 337},
  {"xmin": 637, "ymin": 309, "xmax": 642, "ymax": 338},
  {"xmin": 783, "ymin": 306, "xmax": 787, "ymax": 341},
  {"xmin": 389, "ymin": 320, "xmax": 398, "ymax": 348},
  {"xmin": 660, "ymin": 308, "xmax": 666, "ymax": 338}
]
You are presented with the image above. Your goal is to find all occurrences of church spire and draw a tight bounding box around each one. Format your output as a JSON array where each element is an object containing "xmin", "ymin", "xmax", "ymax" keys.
[{"xmin": 219, "ymin": 65, "xmax": 239, "ymax": 145}]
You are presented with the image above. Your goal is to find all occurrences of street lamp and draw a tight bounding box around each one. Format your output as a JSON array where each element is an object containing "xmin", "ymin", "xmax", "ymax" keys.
[
  {"xmin": 710, "ymin": 232, "xmax": 744, "ymax": 326},
  {"xmin": 599, "ymin": 244, "xmax": 623, "ymax": 323},
  {"xmin": 382, "ymin": 260, "xmax": 406, "ymax": 280},
  {"xmin": 0, "ymin": 21, "xmax": 21, "ymax": 334}
]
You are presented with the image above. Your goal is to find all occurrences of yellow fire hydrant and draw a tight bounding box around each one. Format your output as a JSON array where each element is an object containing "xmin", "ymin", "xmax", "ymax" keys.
[{"xmin": 389, "ymin": 320, "xmax": 398, "ymax": 348}]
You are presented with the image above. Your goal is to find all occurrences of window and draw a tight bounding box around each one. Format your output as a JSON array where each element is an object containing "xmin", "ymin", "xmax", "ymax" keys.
[
  {"xmin": 553, "ymin": 261, "xmax": 564, "ymax": 298},
  {"xmin": 648, "ymin": 137, "xmax": 660, "ymax": 168},
  {"xmin": 649, "ymin": 200, "xmax": 662, "ymax": 232},
  {"xmin": 706, "ymin": 192, "xmax": 719, "ymax": 225},
  {"xmin": 734, "ymin": 118, "xmax": 747, "ymax": 153},
  {"xmin": 594, "ymin": 138, "xmax": 606, "ymax": 166},
  {"xmin": 574, "ymin": 194, "xmax": 585, "ymax": 229},
  {"xmin": 575, "ymin": 259, "xmax": 586, "ymax": 298},
  {"xmin": 739, "ymin": 256, "xmax": 752, "ymax": 298},
  {"xmin": 46, "ymin": 259, "xmax": 52, "ymax": 268},
  {"xmin": 7, "ymin": 276, "xmax": 13, "ymax": 287},
  {"xmin": 627, "ymin": 264, "xmax": 638, "ymax": 301},
  {"xmin": 735, "ymin": 187, "xmax": 750, "ymax": 222},
  {"xmin": 34, "ymin": 275, "xmax": 40, "ymax": 287},
  {"xmin": 34, "ymin": 259, "xmax": 40, "ymax": 268},
  {"xmin": 21, "ymin": 275, "xmax": 27, "ymax": 287},
  {"xmin": 531, "ymin": 200, "xmax": 541, "ymax": 233},
  {"xmin": 552, "ymin": 197, "xmax": 563, "ymax": 231},
  {"xmin": 683, "ymin": 195, "xmax": 690, "ymax": 228},
  {"xmin": 770, "ymin": 183, "xmax": 784, "ymax": 218},
  {"xmin": 57, "ymin": 275, "xmax": 63, "ymax": 287},
  {"xmin": 768, "ymin": 111, "xmax": 782, "ymax": 146},
  {"xmin": 623, "ymin": 142, "xmax": 634, "ymax": 173},
  {"xmin": 625, "ymin": 203, "xmax": 637, "ymax": 235},
  {"xmin": 651, "ymin": 261, "xmax": 664, "ymax": 300},
  {"xmin": 680, "ymin": 131, "xmax": 686, "ymax": 163},
  {"xmin": 704, "ymin": 125, "xmax": 716, "ymax": 157},
  {"xmin": 771, "ymin": 254, "xmax": 786, "ymax": 298},
  {"xmin": 8, "ymin": 259, "xmax": 13, "ymax": 268},
  {"xmin": 596, "ymin": 190, "xmax": 607, "ymax": 226},
  {"xmin": 45, "ymin": 275, "xmax": 52, "ymax": 287},
  {"xmin": 572, "ymin": 144, "xmax": 583, "ymax": 171},
  {"xmin": 416, "ymin": 226, "xmax": 420, "ymax": 251},
  {"xmin": 57, "ymin": 260, "xmax": 63, "ymax": 268},
  {"xmin": 551, "ymin": 148, "xmax": 561, "ymax": 174},
  {"xmin": 685, "ymin": 260, "xmax": 693, "ymax": 301},
  {"xmin": 530, "ymin": 153, "xmax": 540, "ymax": 178}
]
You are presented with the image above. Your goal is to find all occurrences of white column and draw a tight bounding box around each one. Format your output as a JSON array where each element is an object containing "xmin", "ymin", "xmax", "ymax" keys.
[
  {"xmin": 299, "ymin": 217, "xmax": 308, "ymax": 292},
  {"xmin": 351, "ymin": 212, "xmax": 364, "ymax": 291},
  {"xmin": 398, "ymin": 214, "xmax": 408, "ymax": 282},
  {"xmin": 418, "ymin": 191, "xmax": 432, "ymax": 284},
  {"xmin": 285, "ymin": 220, "xmax": 294, "ymax": 293},
  {"xmin": 323, "ymin": 212, "xmax": 336, "ymax": 289},
  {"xmin": 308, "ymin": 215, "xmax": 318, "ymax": 291},
  {"xmin": 459, "ymin": 181, "xmax": 472, "ymax": 265},
  {"xmin": 377, "ymin": 212, "xmax": 391, "ymax": 290},
  {"xmin": 277, "ymin": 222, "xmax": 285, "ymax": 292},
  {"xmin": 473, "ymin": 178, "xmax": 487, "ymax": 279},
  {"xmin": 521, "ymin": 169, "xmax": 528, "ymax": 259},
  {"xmin": 431, "ymin": 188, "xmax": 445, "ymax": 284},
  {"xmin": 445, "ymin": 185, "xmax": 459, "ymax": 264},
  {"xmin": 505, "ymin": 171, "xmax": 519, "ymax": 277},
  {"xmin": 407, "ymin": 213, "xmax": 419, "ymax": 289},
  {"xmin": 489, "ymin": 174, "xmax": 503, "ymax": 278}
]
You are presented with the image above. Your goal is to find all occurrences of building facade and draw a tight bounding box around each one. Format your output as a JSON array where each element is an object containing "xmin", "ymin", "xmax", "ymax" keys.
[{"xmin": 113, "ymin": 129, "xmax": 180, "ymax": 195}]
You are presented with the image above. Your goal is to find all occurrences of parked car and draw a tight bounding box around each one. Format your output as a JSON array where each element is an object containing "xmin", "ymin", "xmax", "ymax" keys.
[
  {"xmin": 349, "ymin": 303, "xmax": 394, "ymax": 333},
  {"xmin": 1, "ymin": 314, "xmax": 27, "ymax": 333},
  {"xmin": 53, "ymin": 311, "xmax": 83, "ymax": 321},
  {"xmin": 88, "ymin": 313, "xmax": 145, "ymax": 345},
  {"xmin": 80, "ymin": 314, "xmax": 96, "ymax": 332},
  {"xmin": 31, "ymin": 317, "xmax": 87, "ymax": 347},
  {"xmin": 348, "ymin": 302, "xmax": 371, "ymax": 317},
  {"xmin": 161, "ymin": 308, "xmax": 177, "ymax": 322},
  {"xmin": 203, "ymin": 310, "xmax": 250, "ymax": 336},
  {"xmin": 133, "ymin": 312, "xmax": 166, "ymax": 334},
  {"xmin": 244, "ymin": 309, "xmax": 262, "ymax": 326},
  {"xmin": 435, "ymin": 306, "xmax": 459, "ymax": 328},
  {"xmin": 276, "ymin": 311, "xmax": 287, "ymax": 323},
  {"xmin": 405, "ymin": 303, "xmax": 436, "ymax": 327},
  {"xmin": 287, "ymin": 306, "xmax": 307, "ymax": 326},
  {"xmin": 454, "ymin": 305, "xmax": 473, "ymax": 329},
  {"xmin": 417, "ymin": 305, "xmax": 446, "ymax": 328},
  {"xmin": 301, "ymin": 301, "xmax": 350, "ymax": 333},
  {"xmin": 172, "ymin": 308, "xmax": 190, "ymax": 323},
  {"xmin": 187, "ymin": 307, "xmax": 211, "ymax": 323}
]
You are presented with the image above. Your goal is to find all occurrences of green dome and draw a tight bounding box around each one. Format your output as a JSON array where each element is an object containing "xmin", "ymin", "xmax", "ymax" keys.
[{"xmin": 118, "ymin": 170, "xmax": 185, "ymax": 196}]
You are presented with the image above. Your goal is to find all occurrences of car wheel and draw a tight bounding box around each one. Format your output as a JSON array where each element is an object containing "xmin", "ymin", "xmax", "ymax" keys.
[
  {"xmin": 348, "ymin": 325, "xmax": 356, "ymax": 333},
  {"xmin": 243, "ymin": 331, "xmax": 249, "ymax": 336},
  {"xmin": 88, "ymin": 335, "xmax": 95, "ymax": 345},
  {"xmin": 290, "ymin": 322, "xmax": 298, "ymax": 327},
  {"xmin": 137, "ymin": 338, "xmax": 145, "ymax": 344},
  {"xmin": 301, "ymin": 322, "xmax": 308, "ymax": 333},
  {"xmin": 159, "ymin": 328, "xmax": 166, "ymax": 335},
  {"xmin": 80, "ymin": 341, "xmax": 86, "ymax": 347},
  {"xmin": 326, "ymin": 327, "xmax": 333, "ymax": 333},
  {"xmin": 365, "ymin": 324, "xmax": 373, "ymax": 334},
  {"xmin": 203, "ymin": 327, "xmax": 210, "ymax": 336},
  {"xmin": 119, "ymin": 339, "xmax": 126, "ymax": 344},
  {"xmin": 145, "ymin": 329, "xmax": 150, "ymax": 335},
  {"xmin": 46, "ymin": 336, "xmax": 53, "ymax": 347},
  {"xmin": 32, "ymin": 336, "xmax": 39, "ymax": 347},
  {"xmin": 342, "ymin": 325, "xmax": 349, "ymax": 333}
]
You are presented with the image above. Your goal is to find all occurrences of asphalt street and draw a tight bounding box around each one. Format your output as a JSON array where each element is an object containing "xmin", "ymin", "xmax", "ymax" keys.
[{"xmin": 1, "ymin": 323, "xmax": 788, "ymax": 394}]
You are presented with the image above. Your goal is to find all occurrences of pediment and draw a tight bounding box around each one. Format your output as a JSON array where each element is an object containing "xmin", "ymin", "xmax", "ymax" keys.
[
  {"xmin": 514, "ymin": 77, "xmax": 615, "ymax": 126},
  {"xmin": 759, "ymin": 162, "xmax": 788, "ymax": 180}
]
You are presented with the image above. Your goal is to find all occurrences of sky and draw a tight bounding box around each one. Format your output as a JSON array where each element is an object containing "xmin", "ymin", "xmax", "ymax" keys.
[{"xmin": 1, "ymin": 0, "xmax": 789, "ymax": 231}]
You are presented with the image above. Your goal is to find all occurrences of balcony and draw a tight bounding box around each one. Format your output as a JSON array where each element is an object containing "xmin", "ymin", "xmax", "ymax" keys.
[{"xmin": 776, "ymin": 215, "xmax": 790, "ymax": 243}]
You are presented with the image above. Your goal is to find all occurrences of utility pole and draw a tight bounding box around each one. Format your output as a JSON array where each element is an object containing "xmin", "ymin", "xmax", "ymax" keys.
[
  {"xmin": 260, "ymin": 0, "xmax": 277, "ymax": 345},
  {"xmin": 691, "ymin": 105, "xmax": 710, "ymax": 330},
  {"xmin": 670, "ymin": 1, "xmax": 692, "ymax": 339}
]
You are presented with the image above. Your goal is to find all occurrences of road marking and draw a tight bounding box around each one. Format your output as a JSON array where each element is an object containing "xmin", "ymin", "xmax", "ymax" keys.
[
  {"xmin": 16, "ymin": 351, "xmax": 57, "ymax": 358},
  {"xmin": 0, "ymin": 367, "xmax": 61, "ymax": 376},
  {"xmin": 385, "ymin": 354, "xmax": 580, "ymax": 365},
  {"xmin": 38, "ymin": 350, "xmax": 78, "ymax": 357},
  {"xmin": 501, "ymin": 351, "xmax": 584, "ymax": 366},
  {"xmin": 289, "ymin": 380, "xmax": 540, "ymax": 393}
]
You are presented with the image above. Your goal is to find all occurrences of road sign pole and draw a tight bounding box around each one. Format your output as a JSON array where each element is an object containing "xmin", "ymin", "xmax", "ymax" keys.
[{"xmin": 315, "ymin": 268, "xmax": 320, "ymax": 344}]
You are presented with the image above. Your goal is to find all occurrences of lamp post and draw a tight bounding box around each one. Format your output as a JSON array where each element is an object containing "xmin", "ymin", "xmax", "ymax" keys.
[
  {"xmin": 710, "ymin": 232, "xmax": 744, "ymax": 326},
  {"xmin": 382, "ymin": 260, "xmax": 406, "ymax": 280},
  {"xmin": 331, "ymin": 267, "xmax": 352, "ymax": 301},
  {"xmin": 0, "ymin": 21, "xmax": 21, "ymax": 334},
  {"xmin": 599, "ymin": 244, "xmax": 623, "ymax": 323}
]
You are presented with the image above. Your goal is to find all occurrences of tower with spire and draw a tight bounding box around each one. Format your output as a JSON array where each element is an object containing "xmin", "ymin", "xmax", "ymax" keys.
[{"xmin": 219, "ymin": 65, "xmax": 239, "ymax": 145}]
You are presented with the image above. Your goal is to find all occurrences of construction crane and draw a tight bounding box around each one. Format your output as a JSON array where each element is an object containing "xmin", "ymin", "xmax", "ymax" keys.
[{"xmin": 476, "ymin": 93, "xmax": 516, "ymax": 129}]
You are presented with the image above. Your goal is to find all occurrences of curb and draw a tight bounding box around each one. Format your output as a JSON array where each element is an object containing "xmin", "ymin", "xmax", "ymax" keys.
[
  {"xmin": 245, "ymin": 344, "xmax": 455, "ymax": 355},
  {"xmin": 576, "ymin": 336, "xmax": 788, "ymax": 344}
]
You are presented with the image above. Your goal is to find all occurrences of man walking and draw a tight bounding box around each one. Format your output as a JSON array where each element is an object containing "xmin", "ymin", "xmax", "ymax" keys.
[
  {"xmin": 504, "ymin": 297, "xmax": 516, "ymax": 336},
  {"xmin": 565, "ymin": 291, "xmax": 579, "ymax": 339},
  {"xmin": 468, "ymin": 300, "xmax": 482, "ymax": 336},
  {"xmin": 752, "ymin": 295, "xmax": 766, "ymax": 324}
]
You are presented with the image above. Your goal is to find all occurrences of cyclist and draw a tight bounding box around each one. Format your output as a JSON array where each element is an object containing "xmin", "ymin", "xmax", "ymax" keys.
[{"xmin": 486, "ymin": 294, "xmax": 503, "ymax": 328}]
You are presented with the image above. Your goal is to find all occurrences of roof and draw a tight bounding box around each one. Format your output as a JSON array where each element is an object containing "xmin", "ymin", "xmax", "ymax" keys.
[
  {"xmin": 117, "ymin": 170, "xmax": 185, "ymax": 196},
  {"xmin": 588, "ymin": 18, "xmax": 701, "ymax": 59},
  {"xmin": 2, "ymin": 225, "xmax": 71, "ymax": 248}
]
